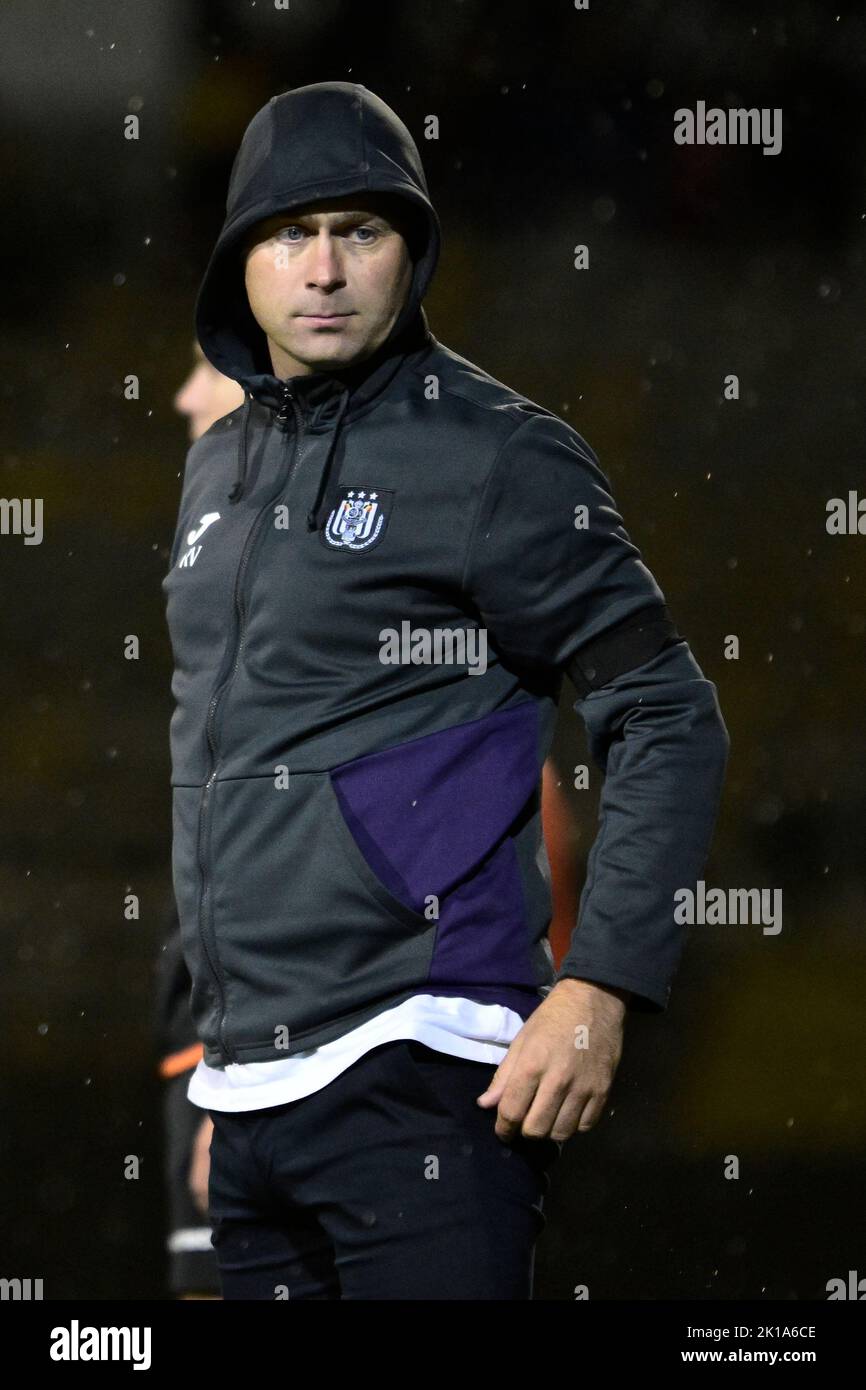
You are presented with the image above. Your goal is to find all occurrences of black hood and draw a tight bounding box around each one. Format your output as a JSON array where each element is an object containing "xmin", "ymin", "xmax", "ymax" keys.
[{"xmin": 194, "ymin": 81, "xmax": 441, "ymax": 522}]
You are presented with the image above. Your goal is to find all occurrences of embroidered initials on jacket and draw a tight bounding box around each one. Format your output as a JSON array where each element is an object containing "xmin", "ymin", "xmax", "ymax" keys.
[{"xmin": 178, "ymin": 512, "xmax": 221, "ymax": 568}]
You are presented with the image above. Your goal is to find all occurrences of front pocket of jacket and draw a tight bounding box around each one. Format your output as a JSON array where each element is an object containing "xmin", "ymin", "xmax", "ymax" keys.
[
  {"xmin": 322, "ymin": 772, "xmax": 431, "ymax": 932},
  {"xmin": 204, "ymin": 772, "xmax": 435, "ymax": 1050}
]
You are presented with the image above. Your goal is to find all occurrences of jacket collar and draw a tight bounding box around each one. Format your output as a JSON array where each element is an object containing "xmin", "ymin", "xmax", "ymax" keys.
[
  {"xmin": 251, "ymin": 305, "xmax": 431, "ymax": 419},
  {"xmin": 227, "ymin": 307, "xmax": 434, "ymax": 527}
]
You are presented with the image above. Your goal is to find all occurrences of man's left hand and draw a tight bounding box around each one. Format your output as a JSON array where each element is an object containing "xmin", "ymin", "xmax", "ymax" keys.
[{"xmin": 475, "ymin": 977, "xmax": 628, "ymax": 1144}]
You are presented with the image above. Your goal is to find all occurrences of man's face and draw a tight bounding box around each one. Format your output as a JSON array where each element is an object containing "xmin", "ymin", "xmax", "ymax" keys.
[
  {"xmin": 242, "ymin": 193, "xmax": 413, "ymax": 379},
  {"xmin": 174, "ymin": 342, "xmax": 245, "ymax": 442}
]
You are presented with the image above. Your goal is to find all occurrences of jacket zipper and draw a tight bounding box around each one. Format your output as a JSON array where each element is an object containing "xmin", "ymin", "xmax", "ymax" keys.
[{"xmin": 196, "ymin": 382, "xmax": 307, "ymax": 1064}]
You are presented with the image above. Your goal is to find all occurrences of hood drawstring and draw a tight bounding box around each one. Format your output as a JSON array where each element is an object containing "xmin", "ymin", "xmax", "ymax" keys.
[
  {"xmin": 227, "ymin": 390, "xmax": 253, "ymax": 503},
  {"xmin": 226, "ymin": 382, "xmax": 352, "ymax": 531},
  {"xmin": 305, "ymin": 389, "xmax": 351, "ymax": 532}
]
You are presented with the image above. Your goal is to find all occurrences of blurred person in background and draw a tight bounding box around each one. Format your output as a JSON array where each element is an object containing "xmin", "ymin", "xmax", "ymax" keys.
[
  {"xmin": 152, "ymin": 342, "xmax": 243, "ymax": 1300},
  {"xmin": 161, "ymin": 81, "xmax": 727, "ymax": 1299},
  {"xmin": 174, "ymin": 341, "xmax": 247, "ymax": 444}
]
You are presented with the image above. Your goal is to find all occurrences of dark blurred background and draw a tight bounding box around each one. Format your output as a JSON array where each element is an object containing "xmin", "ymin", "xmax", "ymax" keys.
[{"xmin": 1, "ymin": 0, "xmax": 864, "ymax": 1299}]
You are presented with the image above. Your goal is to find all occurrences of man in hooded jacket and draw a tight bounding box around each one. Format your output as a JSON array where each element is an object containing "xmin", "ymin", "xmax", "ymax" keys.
[{"xmin": 162, "ymin": 81, "xmax": 729, "ymax": 1299}]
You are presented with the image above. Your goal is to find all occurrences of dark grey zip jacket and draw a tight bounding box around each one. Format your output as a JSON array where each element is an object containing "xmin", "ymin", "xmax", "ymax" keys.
[{"xmin": 162, "ymin": 82, "xmax": 730, "ymax": 1069}]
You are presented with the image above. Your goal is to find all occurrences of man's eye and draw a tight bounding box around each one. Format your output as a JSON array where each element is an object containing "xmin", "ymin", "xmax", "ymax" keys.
[{"xmin": 273, "ymin": 224, "xmax": 379, "ymax": 244}]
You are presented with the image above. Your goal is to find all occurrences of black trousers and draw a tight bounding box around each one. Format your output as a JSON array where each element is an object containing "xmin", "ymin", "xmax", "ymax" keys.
[{"xmin": 207, "ymin": 1038, "xmax": 561, "ymax": 1300}]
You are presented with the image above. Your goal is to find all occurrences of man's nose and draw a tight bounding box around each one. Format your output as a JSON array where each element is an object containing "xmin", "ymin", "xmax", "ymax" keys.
[{"xmin": 306, "ymin": 230, "xmax": 345, "ymax": 288}]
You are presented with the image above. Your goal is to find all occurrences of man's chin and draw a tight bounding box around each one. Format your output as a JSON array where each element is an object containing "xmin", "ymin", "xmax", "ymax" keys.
[{"xmin": 280, "ymin": 330, "xmax": 373, "ymax": 374}]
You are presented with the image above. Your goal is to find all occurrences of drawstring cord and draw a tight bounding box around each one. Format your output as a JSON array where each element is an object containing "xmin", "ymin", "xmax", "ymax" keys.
[
  {"xmin": 305, "ymin": 390, "xmax": 350, "ymax": 531},
  {"xmin": 226, "ymin": 384, "xmax": 350, "ymax": 534},
  {"xmin": 227, "ymin": 390, "xmax": 253, "ymax": 502}
]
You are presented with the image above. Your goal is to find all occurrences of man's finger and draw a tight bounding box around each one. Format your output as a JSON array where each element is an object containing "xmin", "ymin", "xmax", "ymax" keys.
[
  {"xmin": 492, "ymin": 1067, "xmax": 544, "ymax": 1142},
  {"xmin": 549, "ymin": 1091, "xmax": 591, "ymax": 1143},
  {"xmin": 513, "ymin": 1075, "xmax": 575, "ymax": 1141},
  {"xmin": 475, "ymin": 1042, "xmax": 520, "ymax": 1105}
]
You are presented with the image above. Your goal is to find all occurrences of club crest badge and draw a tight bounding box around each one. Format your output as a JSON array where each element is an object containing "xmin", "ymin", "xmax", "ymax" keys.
[{"xmin": 322, "ymin": 487, "xmax": 394, "ymax": 551}]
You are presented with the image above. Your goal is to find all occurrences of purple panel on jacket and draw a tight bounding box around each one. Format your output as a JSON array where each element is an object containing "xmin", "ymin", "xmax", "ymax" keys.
[
  {"xmin": 329, "ymin": 701, "xmax": 541, "ymax": 992},
  {"xmin": 329, "ymin": 701, "xmax": 539, "ymax": 906},
  {"xmin": 425, "ymin": 837, "xmax": 537, "ymax": 988}
]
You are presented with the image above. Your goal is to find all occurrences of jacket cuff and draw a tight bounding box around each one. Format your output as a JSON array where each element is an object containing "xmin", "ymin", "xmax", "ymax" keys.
[{"xmin": 553, "ymin": 963, "xmax": 671, "ymax": 1013}]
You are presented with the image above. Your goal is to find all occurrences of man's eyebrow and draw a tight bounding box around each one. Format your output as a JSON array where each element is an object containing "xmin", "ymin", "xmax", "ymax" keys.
[{"xmin": 266, "ymin": 210, "xmax": 390, "ymax": 228}]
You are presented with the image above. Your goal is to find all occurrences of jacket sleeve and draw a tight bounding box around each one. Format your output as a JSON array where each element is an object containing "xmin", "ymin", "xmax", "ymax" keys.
[{"xmin": 461, "ymin": 411, "xmax": 730, "ymax": 1012}]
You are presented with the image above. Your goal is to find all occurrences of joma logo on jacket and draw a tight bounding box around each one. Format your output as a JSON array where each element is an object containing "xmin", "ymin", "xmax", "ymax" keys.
[{"xmin": 177, "ymin": 511, "xmax": 221, "ymax": 567}]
